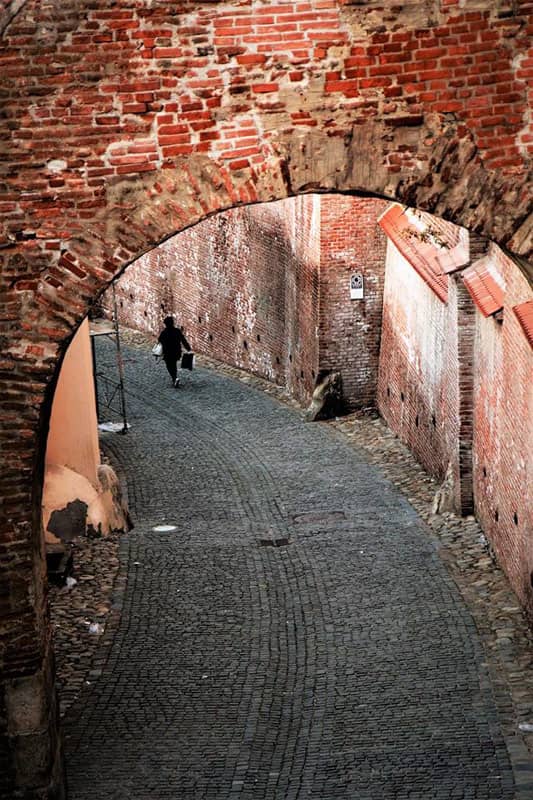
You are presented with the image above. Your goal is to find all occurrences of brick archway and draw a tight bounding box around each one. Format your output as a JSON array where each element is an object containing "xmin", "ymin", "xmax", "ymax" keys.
[{"xmin": 1, "ymin": 1, "xmax": 532, "ymax": 797}]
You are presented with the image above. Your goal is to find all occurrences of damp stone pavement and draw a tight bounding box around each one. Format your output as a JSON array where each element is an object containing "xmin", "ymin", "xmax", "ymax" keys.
[{"xmin": 59, "ymin": 334, "xmax": 533, "ymax": 800}]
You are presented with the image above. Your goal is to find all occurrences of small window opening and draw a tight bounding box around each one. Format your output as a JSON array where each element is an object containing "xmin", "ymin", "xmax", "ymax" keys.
[
  {"xmin": 513, "ymin": 512, "xmax": 519, "ymax": 526},
  {"xmin": 400, "ymin": 391, "xmax": 405, "ymax": 402},
  {"xmin": 495, "ymin": 509, "xmax": 499, "ymax": 522},
  {"xmin": 243, "ymin": 340, "xmax": 248, "ymax": 350},
  {"xmin": 256, "ymin": 334, "xmax": 261, "ymax": 342},
  {"xmin": 415, "ymin": 415, "xmax": 419, "ymax": 427}
]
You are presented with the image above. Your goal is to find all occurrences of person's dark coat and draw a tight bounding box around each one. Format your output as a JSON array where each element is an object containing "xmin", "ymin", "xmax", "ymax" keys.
[
  {"xmin": 158, "ymin": 316, "xmax": 191, "ymax": 384},
  {"xmin": 158, "ymin": 325, "xmax": 190, "ymax": 360}
]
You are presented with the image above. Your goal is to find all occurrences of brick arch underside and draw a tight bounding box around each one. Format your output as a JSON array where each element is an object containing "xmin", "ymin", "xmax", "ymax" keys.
[
  {"xmin": 2, "ymin": 1, "xmax": 532, "ymax": 351},
  {"xmin": 0, "ymin": 1, "xmax": 532, "ymax": 796}
]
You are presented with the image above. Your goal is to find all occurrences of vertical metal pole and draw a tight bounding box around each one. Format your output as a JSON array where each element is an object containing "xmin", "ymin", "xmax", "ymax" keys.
[
  {"xmin": 112, "ymin": 283, "xmax": 128, "ymax": 434},
  {"xmin": 91, "ymin": 330, "xmax": 100, "ymax": 423}
]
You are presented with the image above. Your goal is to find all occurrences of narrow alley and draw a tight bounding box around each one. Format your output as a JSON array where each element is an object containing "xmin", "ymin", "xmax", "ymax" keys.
[{"xmin": 63, "ymin": 338, "xmax": 521, "ymax": 799}]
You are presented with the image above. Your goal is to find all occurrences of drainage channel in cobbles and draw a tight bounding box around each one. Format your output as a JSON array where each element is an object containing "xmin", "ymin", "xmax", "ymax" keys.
[{"xmin": 60, "ymin": 335, "xmax": 533, "ymax": 799}]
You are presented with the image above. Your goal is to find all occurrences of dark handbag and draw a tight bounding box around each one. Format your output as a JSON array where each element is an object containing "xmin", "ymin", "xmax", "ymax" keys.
[{"xmin": 181, "ymin": 351, "xmax": 194, "ymax": 371}]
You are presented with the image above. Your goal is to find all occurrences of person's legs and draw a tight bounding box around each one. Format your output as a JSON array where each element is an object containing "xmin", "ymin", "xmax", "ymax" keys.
[{"xmin": 164, "ymin": 356, "xmax": 178, "ymax": 385}]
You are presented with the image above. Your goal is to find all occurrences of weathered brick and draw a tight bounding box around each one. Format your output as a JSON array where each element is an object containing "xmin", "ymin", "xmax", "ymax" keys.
[{"xmin": 0, "ymin": 1, "xmax": 532, "ymax": 797}]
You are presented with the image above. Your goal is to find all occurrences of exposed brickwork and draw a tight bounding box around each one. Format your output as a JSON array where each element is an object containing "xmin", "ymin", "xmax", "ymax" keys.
[
  {"xmin": 377, "ymin": 237, "xmax": 459, "ymax": 484},
  {"xmin": 1, "ymin": 3, "xmax": 532, "ymax": 384},
  {"xmin": 319, "ymin": 196, "xmax": 388, "ymax": 410},
  {"xmin": 378, "ymin": 232, "xmax": 533, "ymax": 613},
  {"xmin": 455, "ymin": 277, "xmax": 476, "ymax": 515},
  {"xmin": 378, "ymin": 205, "xmax": 450, "ymax": 301},
  {"xmin": 472, "ymin": 245, "xmax": 533, "ymax": 617},
  {"xmin": 109, "ymin": 196, "xmax": 321, "ymax": 404},
  {"xmin": 0, "ymin": 1, "xmax": 27, "ymax": 34},
  {"xmin": 0, "ymin": 1, "xmax": 532, "ymax": 796},
  {"xmin": 110, "ymin": 195, "xmax": 387, "ymax": 410}
]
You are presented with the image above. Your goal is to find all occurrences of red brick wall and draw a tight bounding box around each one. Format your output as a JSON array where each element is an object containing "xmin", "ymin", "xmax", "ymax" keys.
[
  {"xmin": 1, "ymin": 1, "xmax": 532, "ymax": 312},
  {"xmin": 319, "ymin": 197, "xmax": 388, "ymax": 410},
  {"xmin": 378, "ymin": 233, "xmax": 533, "ymax": 613},
  {"xmin": 455, "ymin": 277, "xmax": 476, "ymax": 515},
  {"xmin": 472, "ymin": 245, "xmax": 533, "ymax": 615},
  {"xmin": 110, "ymin": 196, "xmax": 321, "ymax": 403},
  {"xmin": 285, "ymin": 196, "xmax": 323, "ymax": 401},
  {"xmin": 111, "ymin": 195, "xmax": 389, "ymax": 408},
  {"xmin": 377, "ymin": 239, "xmax": 460, "ymax": 484},
  {"xmin": 1, "ymin": 2, "xmax": 532, "ymax": 794}
]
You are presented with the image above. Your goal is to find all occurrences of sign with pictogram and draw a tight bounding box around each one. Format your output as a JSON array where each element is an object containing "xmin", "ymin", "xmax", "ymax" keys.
[{"xmin": 350, "ymin": 273, "xmax": 364, "ymax": 300}]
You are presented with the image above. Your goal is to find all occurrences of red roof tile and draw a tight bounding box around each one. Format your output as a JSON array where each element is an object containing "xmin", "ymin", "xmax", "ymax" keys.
[
  {"xmin": 378, "ymin": 204, "xmax": 448, "ymax": 302},
  {"xmin": 411, "ymin": 210, "xmax": 469, "ymax": 274},
  {"xmin": 513, "ymin": 300, "xmax": 533, "ymax": 348},
  {"xmin": 462, "ymin": 257, "xmax": 504, "ymax": 317}
]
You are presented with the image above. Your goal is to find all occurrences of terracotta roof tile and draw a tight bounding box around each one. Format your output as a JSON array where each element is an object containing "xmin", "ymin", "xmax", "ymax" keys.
[
  {"xmin": 462, "ymin": 257, "xmax": 504, "ymax": 317},
  {"xmin": 378, "ymin": 204, "xmax": 448, "ymax": 302},
  {"xmin": 411, "ymin": 210, "xmax": 470, "ymax": 273},
  {"xmin": 513, "ymin": 300, "xmax": 533, "ymax": 348}
]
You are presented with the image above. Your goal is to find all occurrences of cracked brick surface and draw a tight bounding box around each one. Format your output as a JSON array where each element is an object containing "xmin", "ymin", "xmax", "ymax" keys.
[{"xmin": 64, "ymin": 339, "xmax": 518, "ymax": 799}]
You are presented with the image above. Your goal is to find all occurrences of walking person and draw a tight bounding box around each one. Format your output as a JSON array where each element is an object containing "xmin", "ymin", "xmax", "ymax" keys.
[{"xmin": 158, "ymin": 315, "xmax": 192, "ymax": 387}]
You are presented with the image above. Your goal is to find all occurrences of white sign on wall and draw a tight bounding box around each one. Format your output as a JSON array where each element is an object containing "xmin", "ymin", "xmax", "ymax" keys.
[{"xmin": 350, "ymin": 273, "xmax": 364, "ymax": 300}]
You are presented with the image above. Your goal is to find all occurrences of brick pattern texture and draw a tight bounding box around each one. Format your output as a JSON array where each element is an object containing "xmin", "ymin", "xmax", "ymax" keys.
[
  {"xmin": 109, "ymin": 196, "xmax": 321, "ymax": 404},
  {"xmin": 377, "ymin": 239, "xmax": 459, "ymax": 483},
  {"xmin": 0, "ymin": 1, "xmax": 532, "ymax": 796},
  {"xmin": 109, "ymin": 195, "xmax": 388, "ymax": 410},
  {"xmin": 472, "ymin": 246, "xmax": 533, "ymax": 616},
  {"xmin": 319, "ymin": 197, "xmax": 388, "ymax": 410},
  {"xmin": 378, "ymin": 236, "xmax": 533, "ymax": 616}
]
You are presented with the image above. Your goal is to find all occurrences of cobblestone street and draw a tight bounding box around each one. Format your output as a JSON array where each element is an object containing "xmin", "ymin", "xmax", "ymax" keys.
[{"xmin": 62, "ymin": 339, "xmax": 531, "ymax": 799}]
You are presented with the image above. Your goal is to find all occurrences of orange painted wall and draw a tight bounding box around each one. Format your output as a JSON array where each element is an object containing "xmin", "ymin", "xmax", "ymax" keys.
[{"xmin": 45, "ymin": 318, "xmax": 100, "ymax": 486}]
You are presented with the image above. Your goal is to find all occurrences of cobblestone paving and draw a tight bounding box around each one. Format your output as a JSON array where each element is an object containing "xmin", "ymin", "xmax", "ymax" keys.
[{"xmin": 64, "ymin": 339, "xmax": 526, "ymax": 799}]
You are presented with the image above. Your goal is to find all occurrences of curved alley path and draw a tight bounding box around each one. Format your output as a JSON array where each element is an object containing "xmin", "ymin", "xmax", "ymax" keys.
[{"xmin": 65, "ymin": 340, "xmax": 517, "ymax": 799}]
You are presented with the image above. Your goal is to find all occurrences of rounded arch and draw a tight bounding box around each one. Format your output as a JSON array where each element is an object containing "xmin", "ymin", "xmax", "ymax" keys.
[
  {"xmin": 1, "ymin": 1, "xmax": 532, "ymax": 796},
  {"xmin": 2, "ymin": 1, "xmax": 532, "ymax": 381},
  {"xmin": 31, "ymin": 131, "xmax": 533, "ymax": 351}
]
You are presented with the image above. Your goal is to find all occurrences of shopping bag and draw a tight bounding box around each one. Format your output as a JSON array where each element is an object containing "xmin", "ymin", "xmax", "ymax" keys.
[
  {"xmin": 181, "ymin": 351, "xmax": 194, "ymax": 371},
  {"xmin": 152, "ymin": 342, "xmax": 163, "ymax": 358}
]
